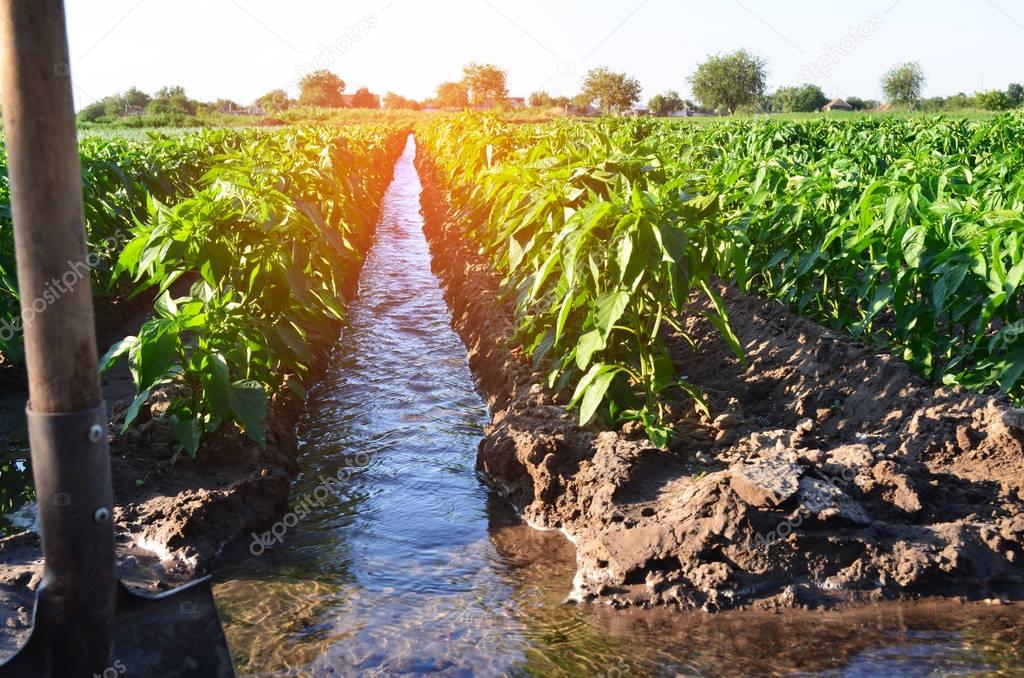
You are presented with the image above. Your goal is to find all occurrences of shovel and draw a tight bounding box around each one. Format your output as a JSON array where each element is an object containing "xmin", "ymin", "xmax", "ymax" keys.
[{"xmin": 0, "ymin": 1, "xmax": 235, "ymax": 675}]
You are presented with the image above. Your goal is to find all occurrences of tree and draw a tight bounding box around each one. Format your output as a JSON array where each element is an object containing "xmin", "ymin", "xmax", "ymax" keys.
[
  {"xmin": 648, "ymin": 90, "xmax": 685, "ymax": 116},
  {"xmin": 79, "ymin": 87, "xmax": 154, "ymax": 121},
  {"xmin": 78, "ymin": 99, "xmax": 109, "ymax": 122},
  {"xmin": 383, "ymin": 92, "xmax": 421, "ymax": 110},
  {"xmin": 434, "ymin": 81, "xmax": 469, "ymax": 109},
  {"xmin": 935, "ymin": 92, "xmax": 974, "ymax": 111},
  {"xmin": 976, "ymin": 89, "xmax": 1011, "ymax": 111},
  {"xmin": 461, "ymin": 63, "xmax": 508, "ymax": 106},
  {"xmin": 256, "ymin": 89, "xmax": 290, "ymax": 111},
  {"xmin": 771, "ymin": 84, "xmax": 827, "ymax": 113},
  {"xmin": 212, "ymin": 98, "xmax": 240, "ymax": 113},
  {"xmin": 572, "ymin": 92, "xmax": 594, "ymax": 111},
  {"xmin": 116, "ymin": 87, "xmax": 151, "ymax": 113},
  {"xmin": 146, "ymin": 86, "xmax": 197, "ymax": 116},
  {"xmin": 846, "ymin": 96, "xmax": 879, "ymax": 111},
  {"xmin": 529, "ymin": 91, "xmax": 555, "ymax": 108},
  {"xmin": 579, "ymin": 67, "xmax": 642, "ymax": 114},
  {"xmin": 881, "ymin": 62, "xmax": 925, "ymax": 107},
  {"xmin": 1008, "ymin": 83, "xmax": 1024, "ymax": 108},
  {"xmin": 737, "ymin": 96, "xmax": 771, "ymax": 115},
  {"xmin": 690, "ymin": 50, "xmax": 767, "ymax": 115},
  {"xmin": 299, "ymin": 70, "xmax": 346, "ymax": 107},
  {"xmin": 350, "ymin": 87, "xmax": 380, "ymax": 109}
]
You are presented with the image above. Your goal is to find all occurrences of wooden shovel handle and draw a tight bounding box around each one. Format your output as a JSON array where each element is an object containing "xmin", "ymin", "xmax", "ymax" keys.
[{"xmin": 0, "ymin": 0, "xmax": 102, "ymax": 413}]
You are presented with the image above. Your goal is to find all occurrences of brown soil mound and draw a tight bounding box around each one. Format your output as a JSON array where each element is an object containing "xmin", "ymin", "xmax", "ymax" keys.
[{"xmin": 416, "ymin": 149, "xmax": 1024, "ymax": 610}]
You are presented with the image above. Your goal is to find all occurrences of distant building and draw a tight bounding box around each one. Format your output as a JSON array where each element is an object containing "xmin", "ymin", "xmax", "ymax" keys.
[
  {"xmin": 822, "ymin": 98, "xmax": 854, "ymax": 112},
  {"xmin": 239, "ymin": 105, "xmax": 266, "ymax": 116},
  {"xmin": 123, "ymin": 104, "xmax": 145, "ymax": 117}
]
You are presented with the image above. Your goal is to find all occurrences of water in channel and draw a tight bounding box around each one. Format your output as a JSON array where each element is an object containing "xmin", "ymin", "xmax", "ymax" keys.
[{"xmin": 212, "ymin": 137, "xmax": 1024, "ymax": 677}]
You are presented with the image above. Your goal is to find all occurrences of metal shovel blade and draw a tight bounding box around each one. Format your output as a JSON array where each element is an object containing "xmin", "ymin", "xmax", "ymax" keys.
[
  {"xmin": 1, "ymin": 576, "xmax": 235, "ymax": 677},
  {"xmin": 112, "ymin": 577, "xmax": 236, "ymax": 676}
]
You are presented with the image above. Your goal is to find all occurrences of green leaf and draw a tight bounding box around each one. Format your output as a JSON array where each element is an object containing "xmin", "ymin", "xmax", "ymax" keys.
[
  {"xmin": 575, "ymin": 329, "xmax": 605, "ymax": 371},
  {"xmin": 113, "ymin": 236, "xmax": 148, "ymax": 281},
  {"xmin": 579, "ymin": 368, "xmax": 617, "ymax": 426},
  {"xmin": 570, "ymin": 364, "xmax": 620, "ymax": 426},
  {"xmin": 615, "ymin": 233, "xmax": 633, "ymax": 282},
  {"xmin": 311, "ymin": 288, "xmax": 348, "ymax": 320},
  {"xmin": 901, "ymin": 225, "xmax": 926, "ymax": 268},
  {"xmin": 154, "ymin": 290, "xmax": 179, "ymax": 318},
  {"xmin": 933, "ymin": 265, "xmax": 968, "ymax": 313},
  {"xmin": 275, "ymin": 323, "xmax": 313, "ymax": 364},
  {"xmin": 200, "ymin": 352, "xmax": 232, "ymax": 419},
  {"xmin": 554, "ymin": 289, "xmax": 576, "ymax": 346},
  {"xmin": 99, "ymin": 336, "xmax": 138, "ymax": 374},
  {"xmin": 999, "ymin": 347, "xmax": 1024, "ymax": 394},
  {"xmin": 228, "ymin": 380, "xmax": 267, "ymax": 445},
  {"xmin": 676, "ymin": 379, "xmax": 710, "ymax": 418},
  {"xmin": 121, "ymin": 388, "xmax": 151, "ymax": 433},
  {"xmin": 136, "ymin": 321, "xmax": 177, "ymax": 390},
  {"xmin": 595, "ymin": 289, "xmax": 629, "ymax": 340},
  {"xmin": 173, "ymin": 416, "xmax": 202, "ymax": 458},
  {"xmin": 508, "ymin": 235, "xmax": 525, "ymax": 271},
  {"xmin": 284, "ymin": 260, "xmax": 315, "ymax": 307},
  {"xmin": 700, "ymin": 283, "xmax": 744, "ymax": 362}
]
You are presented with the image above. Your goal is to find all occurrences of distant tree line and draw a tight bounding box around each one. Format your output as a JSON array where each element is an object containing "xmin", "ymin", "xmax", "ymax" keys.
[
  {"xmin": 78, "ymin": 85, "xmax": 198, "ymax": 123},
  {"xmin": 78, "ymin": 56, "xmax": 1024, "ymax": 125},
  {"xmin": 78, "ymin": 71, "xmax": 386, "ymax": 125},
  {"xmin": 651, "ymin": 55, "xmax": 1021, "ymax": 116}
]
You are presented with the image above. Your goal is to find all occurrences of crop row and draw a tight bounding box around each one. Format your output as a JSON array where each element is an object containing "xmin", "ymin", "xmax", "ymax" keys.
[
  {"xmin": 0, "ymin": 130, "xmax": 247, "ymax": 360},
  {"xmin": 655, "ymin": 114, "xmax": 1024, "ymax": 399},
  {"xmin": 1, "ymin": 125, "xmax": 408, "ymax": 456},
  {"xmin": 419, "ymin": 113, "xmax": 1024, "ymax": 445},
  {"xmin": 102, "ymin": 127, "xmax": 407, "ymax": 456},
  {"xmin": 418, "ymin": 115, "xmax": 740, "ymax": 446},
  {"xmin": 102, "ymin": 125, "xmax": 408, "ymax": 455}
]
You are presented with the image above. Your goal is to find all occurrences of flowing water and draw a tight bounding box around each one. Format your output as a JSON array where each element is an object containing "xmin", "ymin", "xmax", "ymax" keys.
[{"xmin": 212, "ymin": 138, "xmax": 1024, "ymax": 677}]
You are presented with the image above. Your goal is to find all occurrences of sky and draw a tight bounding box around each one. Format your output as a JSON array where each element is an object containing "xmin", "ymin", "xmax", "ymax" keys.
[{"xmin": 61, "ymin": 0, "xmax": 1024, "ymax": 108}]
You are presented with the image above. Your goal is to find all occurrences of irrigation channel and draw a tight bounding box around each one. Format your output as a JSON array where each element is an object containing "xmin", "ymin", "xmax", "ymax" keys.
[{"xmin": 205, "ymin": 137, "xmax": 1023, "ymax": 676}]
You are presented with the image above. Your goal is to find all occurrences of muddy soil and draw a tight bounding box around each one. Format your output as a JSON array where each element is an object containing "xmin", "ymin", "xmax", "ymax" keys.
[{"xmin": 416, "ymin": 150, "xmax": 1024, "ymax": 611}]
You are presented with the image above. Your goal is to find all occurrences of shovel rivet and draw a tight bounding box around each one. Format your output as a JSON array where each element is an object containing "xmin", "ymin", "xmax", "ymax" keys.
[
  {"xmin": 93, "ymin": 507, "xmax": 110, "ymax": 523},
  {"xmin": 88, "ymin": 424, "xmax": 104, "ymax": 443}
]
